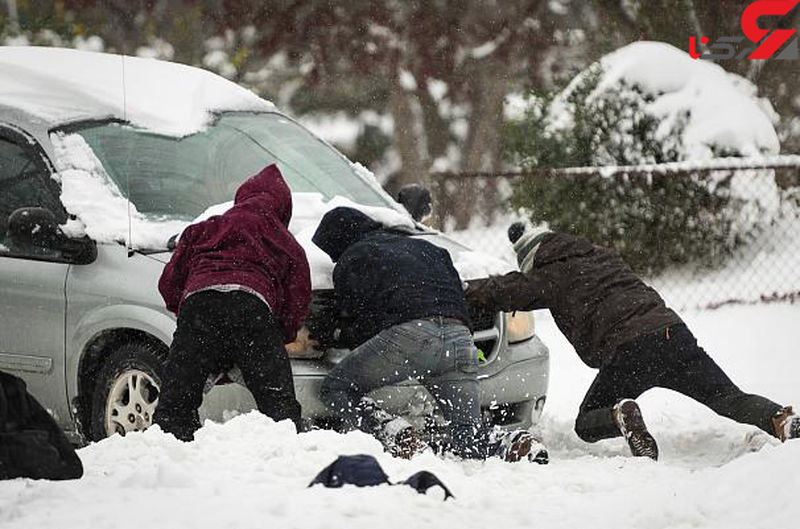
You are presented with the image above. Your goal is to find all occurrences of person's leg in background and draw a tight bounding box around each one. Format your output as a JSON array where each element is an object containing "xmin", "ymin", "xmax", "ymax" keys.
[{"xmin": 154, "ymin": 292, "xmax": 225, "ymax": 442}]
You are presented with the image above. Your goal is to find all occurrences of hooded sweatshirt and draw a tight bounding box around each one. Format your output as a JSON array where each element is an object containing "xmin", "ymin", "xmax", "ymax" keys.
[
  {"xmin": 158, "ymin": 164, "xmax": 311, "ymax": 343},
  {"xmin": 467, "ymin": 231, "xmax": 679, "ymax": 368},
  {"xmin": 312, "ymin": 207, "xmax": 469, "ymax": 348}
]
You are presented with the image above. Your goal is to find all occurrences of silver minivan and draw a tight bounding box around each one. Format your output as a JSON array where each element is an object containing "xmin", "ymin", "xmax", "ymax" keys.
[{"xmin": 0, "ymin": 47, "xmax": 549, "ymax": 444}]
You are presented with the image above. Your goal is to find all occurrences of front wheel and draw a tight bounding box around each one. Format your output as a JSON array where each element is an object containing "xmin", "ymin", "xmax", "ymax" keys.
[{"xmin": 89, "ymin": 341, "xmax": 166, "ymax": 441}]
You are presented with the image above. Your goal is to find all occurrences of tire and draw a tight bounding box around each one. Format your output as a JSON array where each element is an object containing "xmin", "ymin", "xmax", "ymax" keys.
[{"xmin": 89, "ymin": 341, "xmax": 167, "ymax": 441}]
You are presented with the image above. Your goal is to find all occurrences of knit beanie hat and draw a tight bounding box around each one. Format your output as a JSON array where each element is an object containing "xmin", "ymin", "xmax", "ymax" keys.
[{"xmin": 507, "ymin": 221, "xmax": 551, "ymax": 273}]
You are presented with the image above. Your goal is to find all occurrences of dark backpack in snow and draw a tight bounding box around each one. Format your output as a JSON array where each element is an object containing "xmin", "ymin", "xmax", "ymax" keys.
[
  {"xmin": 0, "ymin": 370, "xmax": 83, "ymax": 480},
  {"xmin": 309, "ymin": 454, "xmax": 454, "ymax": 500}
]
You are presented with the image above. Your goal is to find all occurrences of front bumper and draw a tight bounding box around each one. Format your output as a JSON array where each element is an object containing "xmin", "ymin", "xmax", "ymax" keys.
[{"xmin": 199, "ymin": 335, "xmax": 550, "ymax": 431}]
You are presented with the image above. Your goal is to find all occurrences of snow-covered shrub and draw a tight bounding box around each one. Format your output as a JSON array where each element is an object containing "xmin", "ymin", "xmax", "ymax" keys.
[{"xmin": 506, "ymin": 42, "xmax": 781, "ymax": 274}]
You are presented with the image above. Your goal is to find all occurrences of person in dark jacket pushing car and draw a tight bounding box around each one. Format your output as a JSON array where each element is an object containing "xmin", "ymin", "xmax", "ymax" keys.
[
  {"xmin": 154, "ymin": 164, "xmax": 311, "ymax": 442},
  {"xmin": 467, "ymin": 223, "xmax": 800, "ymax": 459},
  {"xmin": 312, "ymin": 207, "xmax": 537, "ymax": 461}
]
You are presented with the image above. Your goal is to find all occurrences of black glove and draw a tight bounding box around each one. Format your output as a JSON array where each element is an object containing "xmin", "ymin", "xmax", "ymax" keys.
[
  {"xmin": 465, "ymin": 279, "xmax": 493, "ymax": 310},
  {"xmin": 305, "ymin": 293, "xmax": 340, "ymax": 350}
]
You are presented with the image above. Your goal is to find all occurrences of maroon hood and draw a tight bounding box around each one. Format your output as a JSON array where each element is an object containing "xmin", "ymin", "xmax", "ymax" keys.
[{"xmin": 234, "ymin": 164, "xmax": 293, "ymax": 226}]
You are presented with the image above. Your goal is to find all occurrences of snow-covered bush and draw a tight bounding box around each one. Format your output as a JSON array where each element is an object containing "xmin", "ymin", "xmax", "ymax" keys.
[{"xmin": 506, "ymin": 42, "xmax": 781, "ymax": 274}]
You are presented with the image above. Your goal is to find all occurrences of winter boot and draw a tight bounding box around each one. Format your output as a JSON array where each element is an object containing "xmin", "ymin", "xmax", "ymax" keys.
[
  {"xmin": 613, "ymin": 399, "xmax": 659, "ymax": 460},
  {"xmin": 495, "ymin": 430, "xmax": 542, "ymax": 463},
  {"xmin": 772, "ymin": 406, "xmax": 800, "ymax": 442}
]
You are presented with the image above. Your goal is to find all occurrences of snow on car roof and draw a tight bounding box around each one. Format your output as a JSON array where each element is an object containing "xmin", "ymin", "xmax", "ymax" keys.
[
  {"xmin": 0, "ymin": 46, "xmax": 273, "ymax": 136},
  {"xmin": 1, "ymin": 47, "xmax": 513, "ymax": 285}
]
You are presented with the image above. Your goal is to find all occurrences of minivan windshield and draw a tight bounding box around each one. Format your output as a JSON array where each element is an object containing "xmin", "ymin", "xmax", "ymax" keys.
[{"xmin": 73, "ymin": 112, "xmax": 392, "ymax": 220}]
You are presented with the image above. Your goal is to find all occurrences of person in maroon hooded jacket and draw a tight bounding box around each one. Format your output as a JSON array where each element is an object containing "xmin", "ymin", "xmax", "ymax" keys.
[{"xmin": 154, "ymin": 164, "xmax": 311, "ymax": 441}]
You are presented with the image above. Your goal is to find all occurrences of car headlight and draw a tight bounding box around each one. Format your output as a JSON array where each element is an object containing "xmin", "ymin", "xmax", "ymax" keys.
[{"xmin": 505, "ymin": 311, "xmax": 536, "ymax": 343}]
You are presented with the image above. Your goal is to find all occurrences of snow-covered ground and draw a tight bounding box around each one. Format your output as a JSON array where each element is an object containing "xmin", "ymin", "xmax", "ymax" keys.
[{"xmin": 2, "ymin": 303, "xmax": 798, "ymax": 529}]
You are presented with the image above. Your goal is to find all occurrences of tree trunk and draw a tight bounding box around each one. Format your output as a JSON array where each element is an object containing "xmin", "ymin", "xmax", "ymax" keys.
[
  {"xmin": 451, "ymin": 61, "xmax": 509, "ymax": 229},
  {"xmin": 685, "ymin": 0, "xmax": 708, "ymax": 54},
  {"xmin": 388, "ymin": 83, "xmax": 427, "ymax": 191},
  {"xmin": 5, "ymin": 0, "xmax": 18, "ymax": 32}
]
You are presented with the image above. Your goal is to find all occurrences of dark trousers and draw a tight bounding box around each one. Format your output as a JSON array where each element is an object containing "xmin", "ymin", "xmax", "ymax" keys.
[
  {"xmin": 155, "ymin": 290, "xmax": 302, "ymax": 441},
  {"xmin": 575, "ymin": 323, "xmax": 783, "ymax": 442}
]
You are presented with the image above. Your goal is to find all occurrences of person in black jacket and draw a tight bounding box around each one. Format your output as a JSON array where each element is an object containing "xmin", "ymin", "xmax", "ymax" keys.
[
  {"xmin": 468, "ymin": 223, "xmax": 799, "ymax": 460},
  {"xmin": 312, "ymin": 207, "xmax": 535, "ymax": 461},
  {"xmin": 1, "ymin": 371, "xmax": 83, "ymax": 481}
]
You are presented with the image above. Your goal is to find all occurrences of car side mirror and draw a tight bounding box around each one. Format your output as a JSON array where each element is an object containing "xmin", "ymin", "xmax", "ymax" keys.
[
  {"xmin": 7, "ymin": 207, "xmax": 96, "ymax": 265},
  {"xmin": 397, "ymin": 184, "xmax": 432, "ymax": 222}
]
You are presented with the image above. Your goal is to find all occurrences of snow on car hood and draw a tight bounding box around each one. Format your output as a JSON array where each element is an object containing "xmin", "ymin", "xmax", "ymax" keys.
[
  {"xmin": 0, "ymin": 46, "xmax": 272, "ymax": 136},
  {"xmin": 191, "ymin": 193, "xmax": 514, "ymax": 289}
]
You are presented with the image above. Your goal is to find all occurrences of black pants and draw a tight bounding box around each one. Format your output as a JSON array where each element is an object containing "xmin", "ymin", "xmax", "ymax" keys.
[
  {"xmin": 575, "ymin": 323, "xmax": 783, "ymax": 442},
  {"xmin": 154, "ymin": 290, "xmax": 302, "ymax": 441}
]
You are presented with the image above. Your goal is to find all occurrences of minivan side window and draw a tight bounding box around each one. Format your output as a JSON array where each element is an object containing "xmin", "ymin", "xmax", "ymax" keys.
[{"xmin": 0, "ymin": 133, "xmax": 65, "ymax": 259}]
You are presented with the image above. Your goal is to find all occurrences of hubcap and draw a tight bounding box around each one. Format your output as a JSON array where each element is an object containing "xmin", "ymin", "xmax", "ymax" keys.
[{"xmin": 105, "ymin": 369, "xmax": 160, "ymax": 437}]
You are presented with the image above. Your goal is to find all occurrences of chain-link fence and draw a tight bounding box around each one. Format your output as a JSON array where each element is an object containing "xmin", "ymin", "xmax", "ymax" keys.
[{"xmin": 431, "ymin": 159, "xmax": 800, "ymax": 312}]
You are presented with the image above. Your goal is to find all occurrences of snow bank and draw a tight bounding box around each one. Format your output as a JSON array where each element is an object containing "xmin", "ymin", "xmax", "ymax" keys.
[
  {"xmin": 2, "ymin": 304, "xmax": 799, "ymax": 529},
  {"xmin": 552, "ymin": 41, "xmax": 779, "ymax": 160},
  {"xmin": 538, "ymin": 304, "xmax": 800, "ymax": 462},
  {"xmin": 514, "ymin": 41, "xmax": 784, "ymax": 260},
  {"xmin": 0, "ymin": 47, "xmax": 272, "ymax": 136}
]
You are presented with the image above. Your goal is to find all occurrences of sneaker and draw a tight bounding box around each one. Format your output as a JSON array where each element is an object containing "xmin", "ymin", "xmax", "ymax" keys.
[
  {"xmin": 613, "ymin": 399, "xmax": 659, "ymax": 460},
  {"xmin": 772, "ymin": 406, "xmax": 800, "ymax": 442},
  {"xmin": 359, "ymin": 397, "xmax": 395, "ymax": 425},
  {"xmin": 496, "ymin": 429, "xmax": 536, "ymax": 463}
]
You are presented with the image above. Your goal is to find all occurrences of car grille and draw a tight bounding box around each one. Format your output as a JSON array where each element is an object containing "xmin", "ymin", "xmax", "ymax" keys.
[{"xmin": 469, "ymin": 304, "xmax": 496, "ymax": 331}]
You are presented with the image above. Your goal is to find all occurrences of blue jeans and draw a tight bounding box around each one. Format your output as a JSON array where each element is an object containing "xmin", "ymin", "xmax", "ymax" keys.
[{"xmin": 320, "ymin": 318, "xmax": 488, "ymax": 459}]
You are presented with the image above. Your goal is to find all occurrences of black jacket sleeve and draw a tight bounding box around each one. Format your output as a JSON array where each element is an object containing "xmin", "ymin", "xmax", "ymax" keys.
[
  {"xmin": 466, "ymin": 271, "xmax": 550, "ymax": 313},
  {"xmin": 332, "ymin": 251, "xmax": 383, "ymax": 347}
]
